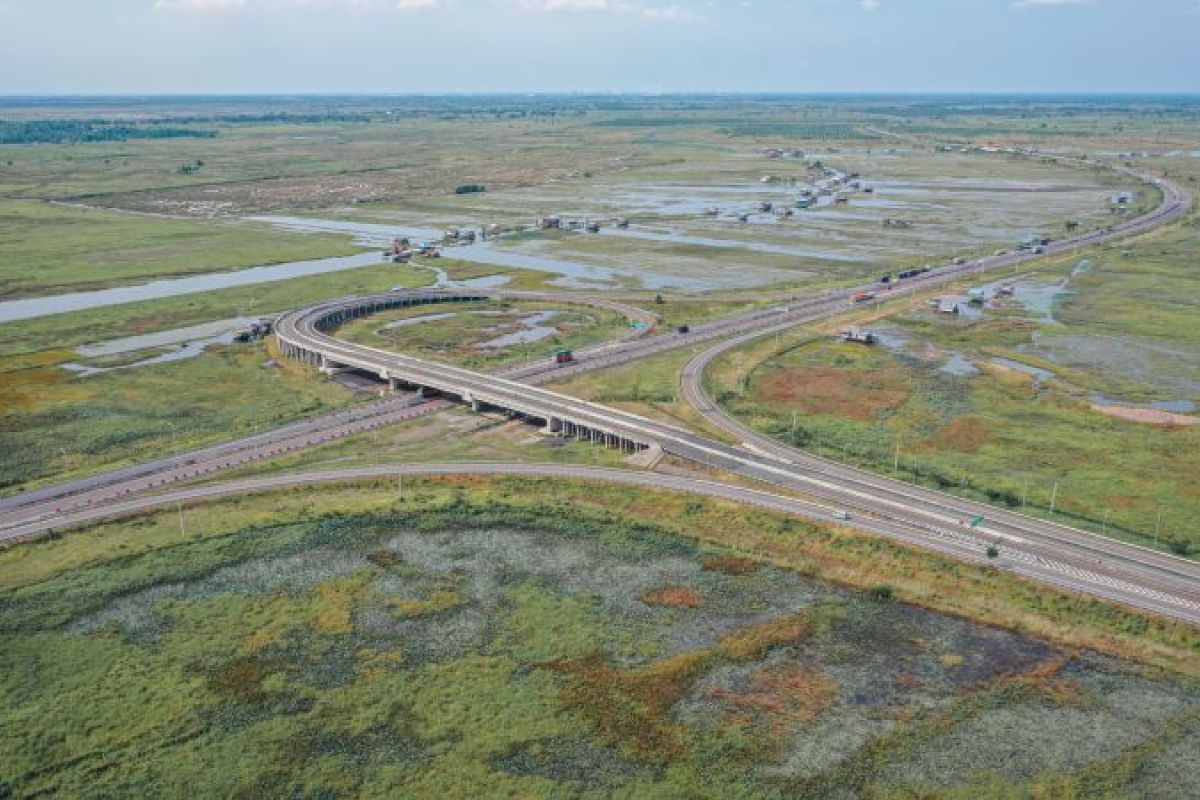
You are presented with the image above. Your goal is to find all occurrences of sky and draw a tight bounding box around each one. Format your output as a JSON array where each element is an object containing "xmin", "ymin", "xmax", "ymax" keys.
[{"xmin": 1, "ymin": 0, "xmax": 1199, "ymax": 95}]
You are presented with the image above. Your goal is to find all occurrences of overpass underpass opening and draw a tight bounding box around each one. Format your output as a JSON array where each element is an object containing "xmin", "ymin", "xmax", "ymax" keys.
[{"xmin": 466, "ymin": 402, "xmax": 646, "ymax": 453}]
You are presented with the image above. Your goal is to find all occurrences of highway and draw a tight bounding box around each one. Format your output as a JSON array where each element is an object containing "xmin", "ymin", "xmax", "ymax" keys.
[
  {"xmin": 7, "ymin": 462, "xmax": 1200, "ymax": 626},
  {"xmin": 2, "ymin": 162, "xmax": 1196, "ymax": 624}
]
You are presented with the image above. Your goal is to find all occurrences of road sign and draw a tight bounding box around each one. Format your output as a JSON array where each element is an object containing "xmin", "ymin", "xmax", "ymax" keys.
[{"xmin": 970, "ymin": 515, "xmax": 985, "ymax": 528}]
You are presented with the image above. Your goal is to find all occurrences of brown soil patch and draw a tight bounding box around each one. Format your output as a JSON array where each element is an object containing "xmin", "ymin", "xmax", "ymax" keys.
[
  {"xmin": 640, "ymin": 585, "xmax": 704, "ymax": 609},
  {"xmin": 757, "ymin": 366, "xmax": 908, "ymax": 421},
  {"xmin": 702, "ymin": 554, "xmax": 761, "ymax": 575},
  {"xmin": 1090, "ymin": 403, "xmax": 1200, "ymax": 427},
  {"xmin": 925, "ymin": 415, "xmax": 995, "ymax": 454},
  {"xmin": 203, "ymin": 655, "xmax": 278, "ymax": 705}
]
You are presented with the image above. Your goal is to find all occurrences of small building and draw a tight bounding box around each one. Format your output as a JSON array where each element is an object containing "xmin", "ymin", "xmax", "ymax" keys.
[
  {"xmin": 840, "ymin": 327, "xmax": 877, "ymax": 345},
  {"xmin": 538, "ymin": 215, "xmax": 562, "ymax": 229}
]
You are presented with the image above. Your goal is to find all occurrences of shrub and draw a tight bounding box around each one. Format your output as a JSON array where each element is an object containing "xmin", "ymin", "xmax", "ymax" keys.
[{"xmin": 866, "ymin": 584, "xmax": 895, "ymax": 602}]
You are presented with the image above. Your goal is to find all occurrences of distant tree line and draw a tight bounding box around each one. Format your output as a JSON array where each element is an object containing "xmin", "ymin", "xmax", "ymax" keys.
[{"xmin": 0, "ymin": 120, "xmax": 217, "ymax": 145}]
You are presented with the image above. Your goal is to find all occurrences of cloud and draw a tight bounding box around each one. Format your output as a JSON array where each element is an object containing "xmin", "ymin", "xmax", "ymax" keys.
[
  {"xmin": 151, "ymin": 0, "xmax": 690, "ymax": 16},
  {"xmin": 861, "ymin": 0, "xmax": 879, "ymax": 11},
  {"xmin": 521, "ymin": 0, "xmax": 612, "ymax": 9},
  {"xmin": 515, "ymin": 0, "xmax": 693, "ymax": 18},
  {"xmin": 1010, "ymin": 0, "xmax": 1095, "ymax": 9},
  {"xmin": 641, "ymin": 4, "xmax": 692, "ymax": 20},
  {"xmin": 154, "ymin": 0, "xmax": 247, "ymax": 10}
]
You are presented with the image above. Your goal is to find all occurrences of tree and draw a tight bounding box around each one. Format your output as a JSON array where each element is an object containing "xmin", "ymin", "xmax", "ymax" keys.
[
  {"xmin": 654, "ymin": 293, "xmax": 664, "ymax": 305},
  {"xmin": 1065, "ymin": 220, "xmax": 1080, "ymax": 233},
  {"xmin": 986, "ymin": 546, "xmax": 1000, "ymax": 560}
]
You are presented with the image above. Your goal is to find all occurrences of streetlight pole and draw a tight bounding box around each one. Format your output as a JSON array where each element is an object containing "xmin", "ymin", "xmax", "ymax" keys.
[{"xmin": 1049, "ymin": 480, "xmax": 1059, "ymax": 514}]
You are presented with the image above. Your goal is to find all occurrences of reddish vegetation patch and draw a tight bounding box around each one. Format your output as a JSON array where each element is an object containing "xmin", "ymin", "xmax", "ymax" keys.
[
  {"xmin": 757, "ymin": 366, "xmax": 908, "ymax": 421},
  {"xmin": 926, "ymin": 415, "xmax": 995, "ymax": 454},
  {"xmin": 702, "ymin": 554, "xmax": 761, "ymax": 575},
  {"xmin": 640, "ymin": 585, "xmax": 705, "ymax": 609},
  {"xmin": 717, "ymin": 614, "xmax": 812, "ymax": 661},
  {"xmin": 550, "ymin": 651, "xmax": 710, "ymax": 761},
  {"xmin": 549, "ymin": 613, "xmax": 814, "ymax": 762},
  {"xmin": 710, "ymin": 662, "xmax": 838, "ymax": 729}
]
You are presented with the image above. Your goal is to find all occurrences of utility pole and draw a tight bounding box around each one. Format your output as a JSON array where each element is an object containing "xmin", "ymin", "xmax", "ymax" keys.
[
  {"xmin": 1049, "ymin": 480, "xmax": 1059, "ymax": 514},
  {"xmin": 893, "ymin": 436, "xmax": 901, "ymax": 472},
  {"xmin": 397, "ymin": 472, "xmax": 403, "ymax": 502},
  {"xmin": 1102, "ymin": 508, "xmax": 1111, "ymax": 537},
  {"xmin": 1155, "ymin": 508, "xmax": 1163, "ymax": 546},
  {"xmin": 791, "ymin": 411, "xmax": 798, "ymax": 439},
  {"xmin": 177, "ymin": 502, "xmax": 185, "ymax": 538},
  {"xmin": 1021, "ymin": 476, "xmax": 1029, "ymax": 510}
]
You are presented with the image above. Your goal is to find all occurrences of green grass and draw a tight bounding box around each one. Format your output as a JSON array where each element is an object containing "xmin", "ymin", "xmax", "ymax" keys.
[
  {"xmin": 0, "ymin": 338, "xmax": 357, "ymax": 494},
  {"xmin": 0, "ymin": 199, "xmax": 364, "ymax": 299},
  {"xmin": 2, "ymin": 478, "xmax": 1198, "ymax": 798},
  {"xmin": 334, "ymin": 298, "xmax": 630, "ymax": 371}
]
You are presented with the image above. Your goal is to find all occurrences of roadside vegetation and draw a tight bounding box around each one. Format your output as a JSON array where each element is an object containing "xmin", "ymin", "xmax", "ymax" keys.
[{"xmin": 713, "ymin": 212, "xmax": 1200, "ymax": 555}]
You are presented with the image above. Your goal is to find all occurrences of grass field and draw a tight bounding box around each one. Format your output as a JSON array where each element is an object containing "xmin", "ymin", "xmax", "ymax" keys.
[
  {"xmin": 334, "ymin": 298, "xmax": 631, "ymax": 371},
  {"xmin": 0, "ymin": 337, "xmax": 357, "ymax": 494},
  {"xmin": 0, "ymin": 200, "xmax": 362, "ymax": 299},
  {"xmin": 2, "ymin": 477, "xmax": 1198, "ymax": 798}
]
